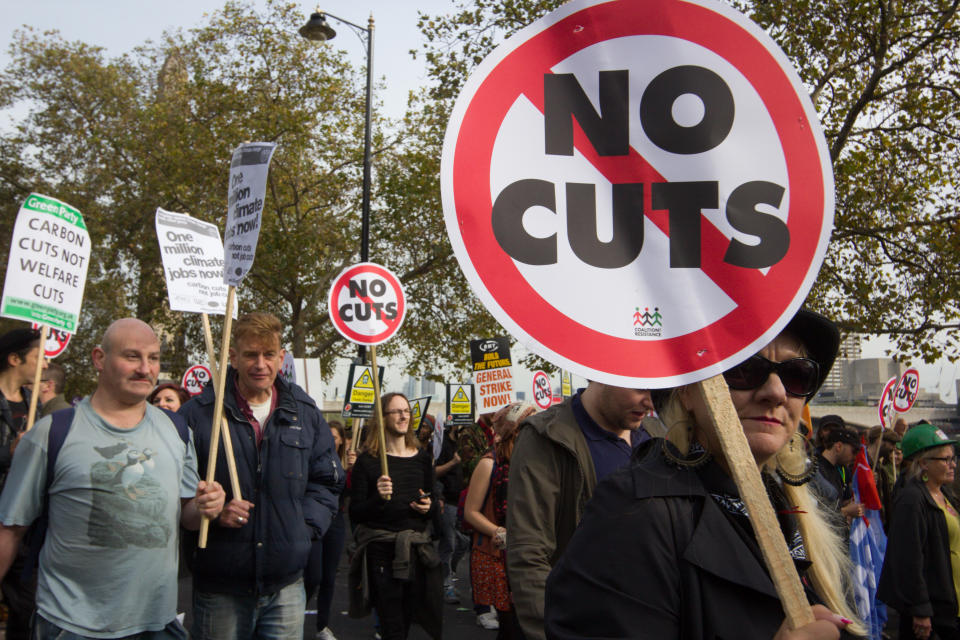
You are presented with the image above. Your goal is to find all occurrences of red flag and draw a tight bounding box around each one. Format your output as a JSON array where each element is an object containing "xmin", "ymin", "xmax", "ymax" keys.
[{"xmin": 854, "ymin": 444, "xmax": 883, "ymax": 511}]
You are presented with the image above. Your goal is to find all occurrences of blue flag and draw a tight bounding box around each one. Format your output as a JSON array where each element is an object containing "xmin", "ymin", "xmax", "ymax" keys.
[{"xmin": 850, "ymin": 444, "xmax": 888, "ymax": 639}]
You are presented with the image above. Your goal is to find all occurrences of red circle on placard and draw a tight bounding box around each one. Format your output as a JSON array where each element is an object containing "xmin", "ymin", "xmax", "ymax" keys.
[
  {"xmin": 878, "ymin": 376, "xmax": 898, "ymax": 429},
  {"xmin": 181, "ymin": 365, "xmax": 212, "ymax": 397},
  {"xmin": 442, "ymin": 0, "xmax": 833, "ymax": 387},
  {"xmin": 531, "ymin": 370, "xmax": 553, "ymax": 410},
  {"xmin": 327, "ymin": 262, "xmax": 406, "ymax": 346},
  {"xmin": 32, "ymin": 323, "xmax": 71, "ymax": 358},
  {"xmin": 893, "ymin": 368, "xmax": 920, "ymax": 413}
]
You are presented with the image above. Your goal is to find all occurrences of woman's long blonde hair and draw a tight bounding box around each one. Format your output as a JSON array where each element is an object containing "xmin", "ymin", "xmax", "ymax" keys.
[{"xmin": 661, "ymin": 392, "xmax": 865, "ymax": 635}]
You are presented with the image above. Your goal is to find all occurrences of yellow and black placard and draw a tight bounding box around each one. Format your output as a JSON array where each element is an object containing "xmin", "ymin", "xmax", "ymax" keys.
[
  {"xmin": 341, "ymin": 364, "xmax": 385, "ymax": 418},
  {"xmin": 470, "ymin": 336, "xmax": 513, "ymax": 372},
  {"xmin": 445, "ymin": 383, "xmax": 475, "ymax": 425},
  {"xmin": 561, "ymin": 370, "xmax": 573, "ymax": 398},
  {"xmin": 408, "ymin": 396, "xmax": 432, "ymax": 431}
]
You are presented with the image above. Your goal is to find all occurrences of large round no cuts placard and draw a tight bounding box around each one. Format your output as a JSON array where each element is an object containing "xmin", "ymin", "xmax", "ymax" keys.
[{"xmin": 441, "ymin": 0, "xmax": 834, "ymax": 387}]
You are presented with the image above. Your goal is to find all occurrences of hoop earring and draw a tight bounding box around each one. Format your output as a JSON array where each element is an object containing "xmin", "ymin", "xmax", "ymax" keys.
[
  {"xmin": 922, "ymin": 472, "xmax": 929, "ymax": 483},
  {"xmin": 661, "ymin": 414, "xmax": 712, "ymax": 469},
  {"xmin": 775, "ymin": 431, "xmax": 818, "ymax": 486}
]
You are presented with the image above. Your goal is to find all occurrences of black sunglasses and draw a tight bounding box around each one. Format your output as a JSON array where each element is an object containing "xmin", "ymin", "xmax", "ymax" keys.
[{"xmin": 722, "ymin": 355, "xmax": 820, "ymax": 398}]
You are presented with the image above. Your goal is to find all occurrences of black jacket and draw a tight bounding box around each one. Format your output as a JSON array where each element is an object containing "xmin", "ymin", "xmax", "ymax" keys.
[
  {"xmin": 180, "ymin": 368, "xmax": 344, "ymax": 596},
  {"xmin": 545, "ymin": 441, "xmax": 831, "ymax": 640},
  {"xmin": 0, "ymin": 387, "xmax": 31, "ymax": 487},
  {"xmin": 878, "ymin": 478, "xmax": 959, "ymax": 626}
]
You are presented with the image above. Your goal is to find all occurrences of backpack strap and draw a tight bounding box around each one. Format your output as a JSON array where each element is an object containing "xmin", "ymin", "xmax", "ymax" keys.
[
  {"xmin": 46, "ymin": 407, "xmax": 75, "ymax": 490},
  {"xmin": 159, "ymin": 407, "xmax": 191, "ymax": 449},
  {"xmin": 23, "ymin": 407, "xmax": 75, "ymax": 581}
]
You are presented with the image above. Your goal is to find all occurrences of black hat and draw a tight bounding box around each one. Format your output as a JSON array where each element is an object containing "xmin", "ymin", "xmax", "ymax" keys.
[
  {"xmin": 0, "ymin": 328, "xmax": 41, "ymax": 360},
  {"xmin": 829, "ymin": 427, "xmax": 860, "ymax": 448},
  {"xmin": 784, "ymin": 309, "xmax": 840, "ymax": 395},
  {"xmin": 818, "ymin": 414, "xmax": 846, "ymax": 430}
]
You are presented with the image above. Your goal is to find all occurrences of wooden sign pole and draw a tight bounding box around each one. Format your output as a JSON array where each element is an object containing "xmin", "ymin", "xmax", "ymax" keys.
[
  {"xmin": 199, "ymin": 286, "xmax": 236, "ymax": 548},
  {"xmin": 201, "ymin": 312, "xmax": 243, "ymax": 501},
  {"xmin": 351, "ymin": 417, "xmax": 364, "ymax": 453},
  {"xmin": 694, "ymin": 375, "xmax": 815, "ymax": 630},
  {"xmin": 24, "ymin": 324, "xmax": 48, "ymax": 432},
  {"xmin": 870, "ymin": 437, "xmax": 883, "ymax": 472},
  {"xmin": 369, "ymin": 345, "xmax": 389, "ymax": 487}
]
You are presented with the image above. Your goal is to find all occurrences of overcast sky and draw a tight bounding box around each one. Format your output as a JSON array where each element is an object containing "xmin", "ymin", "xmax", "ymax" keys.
[{"xmin": 0, "ymin": 0, "xmax": 456, "ymax": 123}]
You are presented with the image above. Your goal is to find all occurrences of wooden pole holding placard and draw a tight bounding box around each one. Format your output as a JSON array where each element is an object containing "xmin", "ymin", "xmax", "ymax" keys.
[
  {"xmin": 694, "ymin": 375, "xmax": 815, "ymax": 630},
  {"xmin": 201, "ymin": 312, "xmax": 243, "ymax": 502},
  {"xmin": 886, "ymin": 404, "xmax": 899, "ymax": 483},
  {"xmin": 24, "ymin": 324, "xmax": 48, "ymax": 432},
  {"xmin": 874, "ymin": 403, "xmax": 896, "ymax": 474},
  {"xmin": 871, "ymin": 436, "xmax": 883, "ymax": 473},
  {"xmin": 351, "ymin": 417, "xmax": 364, "ymax": 453},
  {"xmin": 369, "ymin": 346, "xmax": 389, "ymax": 487},
  {"xmin": 199, "ymin": 286, "xmax": 236, "ymax": 548}
]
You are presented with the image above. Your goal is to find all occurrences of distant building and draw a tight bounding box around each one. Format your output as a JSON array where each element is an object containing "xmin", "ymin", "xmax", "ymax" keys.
[
  {"xmin": 847, "ymin": 358, "xmax": 904, "ymax": 401},
  {"xmin": 822, "ymin": 333, "xmax": 861, "ymax": 390},
  {"xmin": 405, "ymin": 376, "xmax": 418, "ymax": 399},
  {"xmin": 422, "ymin": 375, "xmax": 439, "ymax": 397},
  {"xmin": 816, "ymin": 356, "xmax": 903, "ymax": 404}
]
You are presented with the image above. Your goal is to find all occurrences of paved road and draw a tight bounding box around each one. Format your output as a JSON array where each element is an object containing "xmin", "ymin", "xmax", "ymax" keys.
[
  {"xmin": 302, "ymin": 552, "xmax": 489, "ymax": 640},
  {"xmin": 176, "ymin": 550, "xmax": 494, "ymax": 640}
]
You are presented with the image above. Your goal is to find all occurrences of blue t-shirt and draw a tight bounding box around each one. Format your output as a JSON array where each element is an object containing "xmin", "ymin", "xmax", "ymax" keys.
[
  {"xmin": 0, "ymin": 398, "xmax": 198, "ymax": 638},
  {"xmin": 571, "ymin": 391, "xmax": 649, "ymax": 481}
]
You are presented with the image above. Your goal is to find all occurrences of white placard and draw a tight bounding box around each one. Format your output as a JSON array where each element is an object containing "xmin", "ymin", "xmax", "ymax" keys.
[
  {"xmin": 440, "ymin": 0, "xmax": 834, "ymax": 388},
  {"xmin": 281, "ymin": 352, "xmax": 297, "ymax": 384},
  {"xmin": 224, "ymin": 142, "xmax": 278, "ymax": 287},
  {"xmin": 2, "ymin": 193, "xmax": 90, "ymax": 332},
  {"xmin": 156, "ymin": 209, "xmax": 234, "ymax": 316}
]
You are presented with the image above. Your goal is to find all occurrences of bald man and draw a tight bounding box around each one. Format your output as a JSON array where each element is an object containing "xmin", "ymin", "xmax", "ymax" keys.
[{"xmin": 0, "ymin": 318, "xmax": 225, "ymax": 639}]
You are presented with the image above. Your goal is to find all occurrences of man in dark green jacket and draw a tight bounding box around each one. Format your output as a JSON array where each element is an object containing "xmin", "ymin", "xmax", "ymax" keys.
[{"xmin": 506, "ymin": 383, "xmax": 653, "ymax": 640}]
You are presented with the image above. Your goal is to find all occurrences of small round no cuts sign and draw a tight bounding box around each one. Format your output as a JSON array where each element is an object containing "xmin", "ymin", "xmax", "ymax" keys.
[
  {"xmin": 182, "ymin": 365, "xmax": 212, "ymax": 397},
  {"xmin": 532, "ymin": 370, "xmax": 553, "ymax": 409},
  {"xmin": 328, "ymin": 263, "xmax": 406, "ymax": 346}
]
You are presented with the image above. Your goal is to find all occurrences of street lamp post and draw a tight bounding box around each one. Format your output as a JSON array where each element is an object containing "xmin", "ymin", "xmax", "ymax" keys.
[{"xmin": 300, "ymin": 9, "xmax": 375, "ymax": 363}]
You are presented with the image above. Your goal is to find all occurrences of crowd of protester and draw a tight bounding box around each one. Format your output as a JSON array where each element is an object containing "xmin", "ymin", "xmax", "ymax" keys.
[{"xmin": 0, "ymin": 309, "xmax": 956, "ymax": 639}]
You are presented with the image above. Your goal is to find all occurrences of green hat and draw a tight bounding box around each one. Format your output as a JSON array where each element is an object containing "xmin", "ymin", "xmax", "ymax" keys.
[{"xmin": 900, "ymin": 422, "xmax": 958, "ymax": 459}]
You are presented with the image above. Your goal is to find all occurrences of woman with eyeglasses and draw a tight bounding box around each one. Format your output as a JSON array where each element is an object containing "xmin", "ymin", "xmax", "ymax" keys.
[
  {"xmin": 544, "ymin": 310, "xmax": 864, "ymax": 640},
  {"xmin": 878, "ymin": 423, "xmax": 960, "ymax": 640},
  {"xmin": 348, "ymin": 392, "xmax": 441, "ymax": 639}
]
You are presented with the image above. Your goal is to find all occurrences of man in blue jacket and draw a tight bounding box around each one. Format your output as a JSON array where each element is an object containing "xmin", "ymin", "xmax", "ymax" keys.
[{"xmin": 180, "ymin": 312, "xmax": 343, "ymax": 640}]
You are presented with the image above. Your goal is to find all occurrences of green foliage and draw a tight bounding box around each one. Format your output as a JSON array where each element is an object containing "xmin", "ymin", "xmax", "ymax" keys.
[
  {"xmin": 413, "ymin": 0, "xmax": 960, "ymax": 365},
  {"xmin": 0, "ymin": 0, "xmax": 388, "ymax": 396}
]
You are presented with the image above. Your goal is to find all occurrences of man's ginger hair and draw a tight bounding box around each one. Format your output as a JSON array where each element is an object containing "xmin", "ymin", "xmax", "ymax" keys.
[{"xmin": 232, "ymin": 312, "xmax": 283, "ymax": 346}]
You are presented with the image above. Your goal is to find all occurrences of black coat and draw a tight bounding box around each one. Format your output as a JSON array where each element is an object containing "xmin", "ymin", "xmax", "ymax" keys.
[
  {"xmin": 180, "ymin": 368, "xmax": 344, "ymax": 596},
  {"xmin": 878, "ymin": 478, "xmax": 959, "ymax": 626},
  {"xmin": 545, "ymin": 442, "xmax": 826, "ymax": 640},
  {"xmin": 0, "ymin": 387, "xmax": 31, "ymax": 487}
]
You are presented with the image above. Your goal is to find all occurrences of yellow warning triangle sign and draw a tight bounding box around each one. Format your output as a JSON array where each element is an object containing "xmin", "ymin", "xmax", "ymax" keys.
[
  {"xmin": 452, "ymin": 387, "xmax": 470, "ymax": 403},
  {"xmin": 355, "ymin": 369, "xmax": 374, "ymax": 389},
  {"xmin": 411, "ymin": 403, "xmax": 422, "ymax": 419}
]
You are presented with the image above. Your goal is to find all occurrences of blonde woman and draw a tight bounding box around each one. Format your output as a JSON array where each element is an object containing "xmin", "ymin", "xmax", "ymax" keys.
[{"xmin": 545, "ymin": 310, "xmax": 863, "ymax": 639}]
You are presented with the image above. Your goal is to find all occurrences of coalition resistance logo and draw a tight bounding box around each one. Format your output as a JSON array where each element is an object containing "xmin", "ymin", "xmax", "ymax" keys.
[{"xmin": 633, "ymin": 306, "xmax": 662, "ymax": 337}]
